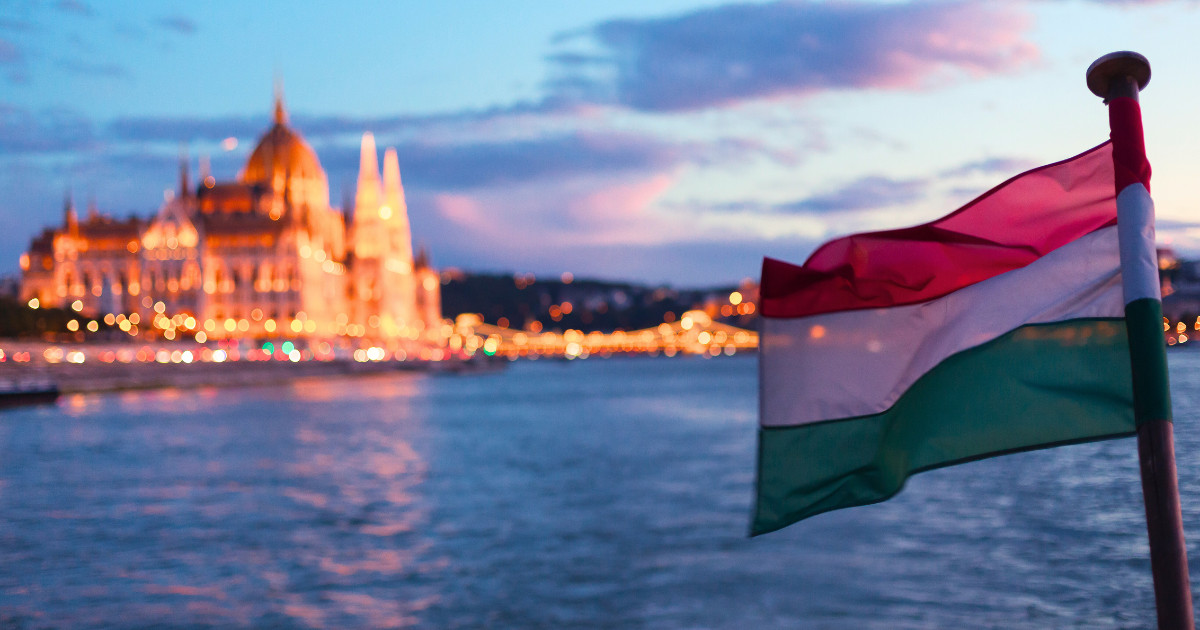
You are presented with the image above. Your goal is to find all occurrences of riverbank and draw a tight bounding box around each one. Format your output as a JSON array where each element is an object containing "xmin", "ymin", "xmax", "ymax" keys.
[
  {"xmin": 0, "ymin": 341, "xmax": 496, "ymax": 395},
  {"xmin": 6, "ymin": 358, "xmax": 448, "ymax": 394}
]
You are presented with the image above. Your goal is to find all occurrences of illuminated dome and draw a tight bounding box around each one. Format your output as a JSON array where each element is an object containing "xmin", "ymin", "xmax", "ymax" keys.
[{"xmin": 240, "ymin": 95, "xmax": 324, "ymax": 185}]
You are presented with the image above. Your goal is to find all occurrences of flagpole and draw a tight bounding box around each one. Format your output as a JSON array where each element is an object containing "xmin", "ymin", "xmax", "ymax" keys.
[{"xmin": 1087, "ymin": 51, "xmax": 1194, "ymax": 630}]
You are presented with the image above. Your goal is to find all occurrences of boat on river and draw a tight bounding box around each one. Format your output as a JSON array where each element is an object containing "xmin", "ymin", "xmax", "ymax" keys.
[{"xmin": 0, "ymin": 379, "xmax": 60, "ymax": 409}]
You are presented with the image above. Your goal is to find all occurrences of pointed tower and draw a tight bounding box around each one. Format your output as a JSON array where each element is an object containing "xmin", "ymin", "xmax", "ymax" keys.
[
  {"xmin": 63, "ymin": 190, "xmax": 78, "ymax": 235},
  {"xmin": 178, "ymin": 148, "xmax": 190, "ymax": 199},
  {"xmin": 351, "ymin": 131, "xmax": 383, "ymax": 327},
  {"xmin": 382, "ymin": 147, "xmax": 414, "ymax": 264},
  {"xmin": 356, "ymin": 132, "xmax": 381, "ymax": 212},
  {"xmin": 382, "ymin": 148, "xmax": 406, "ymax": 219},
  {"xmin": 353, "ymin": 132, "xmax": 385, "ymax": 262},
  {"xmin": 274, "ymin": 79, "xmax": 288, "ymax": 126}
]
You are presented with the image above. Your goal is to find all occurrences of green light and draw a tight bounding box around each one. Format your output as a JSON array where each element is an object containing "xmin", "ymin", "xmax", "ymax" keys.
[
  {"xmin": 262, "ymin": 342, "xmax": 274, "ymax": 353},
  {"xmin": 282, "ymin": 341, "xmax": 295, "ymax": 354}
]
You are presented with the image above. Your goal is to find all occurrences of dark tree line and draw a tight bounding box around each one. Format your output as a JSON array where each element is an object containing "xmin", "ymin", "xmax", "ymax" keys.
[
  {"xmin": 440, "ymin": 273, "xmax": 746, "ymax": 332},
  {"xmin": 0, "ymin": 296, "xmax": 75, "ymax": 339}
]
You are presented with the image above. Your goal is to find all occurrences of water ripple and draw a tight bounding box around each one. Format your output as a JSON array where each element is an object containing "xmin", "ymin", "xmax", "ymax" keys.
[{"xmin": 0, "ymin": 355, "xmax": 1198, "ymax": 627}]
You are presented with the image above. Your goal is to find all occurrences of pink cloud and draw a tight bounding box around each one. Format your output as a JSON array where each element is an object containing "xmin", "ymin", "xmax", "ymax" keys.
[
  {"xmin": 568, "ymin": 173, "xmax": 675, "ymax": 242},
  {"xmin": 554, "ymin": 1, "xmax": 1039, "ymax": 111},
  {"xmin": 432, "ymin": 193, "xmax": 491, "ymax": 230}
]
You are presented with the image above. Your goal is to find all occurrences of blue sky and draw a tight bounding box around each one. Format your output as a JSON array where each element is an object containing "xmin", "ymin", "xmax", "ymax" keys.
[{"xmin": 3, "ymin": 0, "xmax": 1200, "ymax": 287}]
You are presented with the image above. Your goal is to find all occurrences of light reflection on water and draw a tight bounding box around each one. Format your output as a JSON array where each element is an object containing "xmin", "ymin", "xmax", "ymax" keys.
[{"xmin": 1, "ymin": 354, "xmax": 1199, "ymax": 628}]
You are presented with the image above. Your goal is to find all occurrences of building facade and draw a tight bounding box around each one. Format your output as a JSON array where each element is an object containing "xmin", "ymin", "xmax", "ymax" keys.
[{"xmin": 20, "ymin": 95, "xmax": 442, "ymax": 347}]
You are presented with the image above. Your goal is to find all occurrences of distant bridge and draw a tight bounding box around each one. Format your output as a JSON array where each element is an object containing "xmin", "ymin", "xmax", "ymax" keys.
[{"xmin": 450, "ymin": 310, "xmax": 757, "ymax": 359}]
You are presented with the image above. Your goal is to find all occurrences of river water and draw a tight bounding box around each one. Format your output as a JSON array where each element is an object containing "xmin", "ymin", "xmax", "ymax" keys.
[{"xmin": 2, "ymin": 352, "xmax": 1200, "ymax": 628}]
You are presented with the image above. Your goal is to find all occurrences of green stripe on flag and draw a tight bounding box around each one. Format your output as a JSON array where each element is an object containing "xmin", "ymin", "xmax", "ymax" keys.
[
  {"xmin": 753, "ymin": 318, "xmax": 1137, "ymax": 536},
  {"xmin": 1124, "ymin": 297, "xmax": 1172, "ymax": 425}
]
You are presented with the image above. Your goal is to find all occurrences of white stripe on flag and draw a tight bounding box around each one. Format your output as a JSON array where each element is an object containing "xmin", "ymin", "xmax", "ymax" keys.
[{"xmin": 1115, "ymin": 183, "xmax": 1160, "ymax": 305}]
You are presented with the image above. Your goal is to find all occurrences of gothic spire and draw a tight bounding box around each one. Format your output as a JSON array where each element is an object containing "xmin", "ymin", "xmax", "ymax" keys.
[
  {"xmin": 382, "ymin": 147, "xmax": 409, "ymax": 221},
  {"xmin": 63, "ymin": 189, "xmax": 78, "ymax": 233},
  {"xmin": 273, "ymin": 78, "xmax": 288, "ymax": 125},
  {"xmin": 355, "ymin": 132, "xmax": 380, "ymax": 212},
  {"xmin": 178, "ymin": 144, "xmax": 190, "ymax": 198},
  {"xmin": 383, "ymin": 147, "xmax": 414, "ymax": 263}
]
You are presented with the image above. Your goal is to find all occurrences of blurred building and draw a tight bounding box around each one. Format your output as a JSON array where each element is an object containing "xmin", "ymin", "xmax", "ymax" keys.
[{"xmin": 19, "ymin": 93, "xmax": 442, "ymax": 345}]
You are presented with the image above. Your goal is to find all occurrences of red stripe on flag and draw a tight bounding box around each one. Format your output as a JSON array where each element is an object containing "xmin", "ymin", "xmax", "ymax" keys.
[
  {"xmin": 1109, "ymin": 97, "xmax": 1151, "ymax": 193},
  {"xmin": 762, "ymin": 143, "xmax": 1118, "ymax": 319}
]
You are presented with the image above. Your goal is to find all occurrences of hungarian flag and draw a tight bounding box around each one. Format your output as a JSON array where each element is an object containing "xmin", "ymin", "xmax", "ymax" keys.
[{"xmin": 753, "ymin": 99, "xmax": 1168, "ymax": 536}]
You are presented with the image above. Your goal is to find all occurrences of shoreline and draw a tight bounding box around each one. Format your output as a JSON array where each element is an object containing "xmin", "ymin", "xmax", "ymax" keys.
[
  {"xmin": 18, "ymin": 358, "xmax": 474, "ymax": 395},
  {"xmin": 0, "ymin": 342, "xmax": 498, "ymax": 396},
  {"xmin": 0, "ymin": 336, "xmax": 753, "ymax": 397}
]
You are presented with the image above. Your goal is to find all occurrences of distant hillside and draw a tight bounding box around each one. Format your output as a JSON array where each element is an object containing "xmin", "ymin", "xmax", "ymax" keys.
[{"xmin": 439, "ymin": 272, "xmax": 757, "ymax": 333}]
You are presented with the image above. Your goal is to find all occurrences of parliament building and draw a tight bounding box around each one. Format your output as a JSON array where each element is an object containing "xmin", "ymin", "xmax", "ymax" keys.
[{"xmin": 19, "ymin": 94, "xmax": 443, "ymax": 347}]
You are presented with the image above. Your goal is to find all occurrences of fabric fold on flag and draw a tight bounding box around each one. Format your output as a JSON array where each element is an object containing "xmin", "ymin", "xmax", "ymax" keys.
[{"xmin": 754, "ymin": 141, "xmax": 1141, "ymax": 536}]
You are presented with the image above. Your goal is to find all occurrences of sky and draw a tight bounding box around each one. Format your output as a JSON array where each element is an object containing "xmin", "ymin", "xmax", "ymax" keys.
[{"xmin": 3, "ymin": 0, "xmax": 1200, "ymax": 287}]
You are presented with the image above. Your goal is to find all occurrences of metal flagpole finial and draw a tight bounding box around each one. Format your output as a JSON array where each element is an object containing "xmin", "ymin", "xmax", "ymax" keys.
[{"xmin": 1087, "ymin": 51, "xmax": 1151, "ymax": 99}]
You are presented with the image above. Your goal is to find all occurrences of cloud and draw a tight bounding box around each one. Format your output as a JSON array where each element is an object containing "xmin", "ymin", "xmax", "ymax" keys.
[
  {"xmin": 109, "ymin": 112, "xmax": 398, "ymax": 144},
  {"xmin": 938, "ymin": 156, "xmax": 1037, "ymax": 178},
  {"xmin": 294, "ymin": 130, "xmax": 690, "ymax": 199},
  {"xmin": 105, "ymin": 99, "xmax": 569, "ymax": 144},
  {"xmin": 157, "ymin": 16, "xmax": 197, "ymax": 35},
  {"xmin": 1156, "ymin": 219, "xmax": 1200, "ymax": 231},
  {"xmin": 113, "ymin": 21, "xmax": 147, "ymax": 42},
  {"xmin": 0, "ymin": 104, "xmax": 96, "ymax": 152},
  {"xmin": 412, "ymin": 168, "xmax": 682, "ymax": 276},
  {"xmin": 395, "ymin": 132, "xmax": 685, "ymax": 190},
  {"xmin": 552, "ymin": 0, "xmax": 1037, "ymax": 112},
  {"xmin": 422, "ymin": 227, "xmax": 816, "ymax": 287},
  {"xmin": 103, "ymin": 105, "xmax": 805, "ymax": 209},
  {"xmin": 102, "ymin": 103, "xmax": 805, "ymax": 201},
  {"xmin": 430, "ymin": 193, "xmax": 491, "ymax": 231},
  {"xmin": 107, "ymin": 114, "xmax": 266, "ymax": 143},
  {"xmin": 570, "ymin": 173, "xmax": 674, "ymax": 229},
  {"xmin": 55, "ymin": 58, "xmax": 128, "ymax": 79},
  {"xmin": 0, "ymin": 18, "xmax": 33, "ymax": 34},
  {"xmin": 0, "ymin": 39, "xmax": 20, "ymax": 65},
  {"xmin": 780, "ymin": 175, "xmax": 929, "ymax": 215},
  {"xmin": 55, "ymin": 0, "xmax": 94, "ymax": 17}
]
